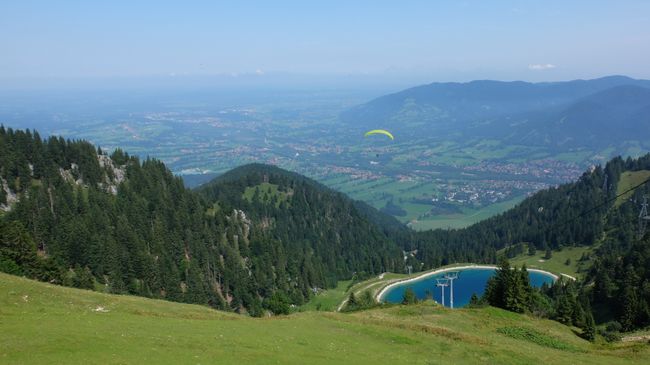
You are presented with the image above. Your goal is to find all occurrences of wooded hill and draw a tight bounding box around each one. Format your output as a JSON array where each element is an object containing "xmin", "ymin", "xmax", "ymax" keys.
[{"xmin": 0, "ymin": 126, "xmax": 402, "ymax": 316}]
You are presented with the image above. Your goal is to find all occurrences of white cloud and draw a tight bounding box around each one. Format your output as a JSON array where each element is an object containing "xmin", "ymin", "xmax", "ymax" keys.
[{"xmin": 528, "ymin": 63, "xmax": 556, "ymax": 70}]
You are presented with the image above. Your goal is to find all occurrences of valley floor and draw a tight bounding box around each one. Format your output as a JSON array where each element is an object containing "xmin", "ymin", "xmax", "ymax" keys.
[{"xmin": 1, "ymin": 273, "xmax": 649, "ymax": 364}]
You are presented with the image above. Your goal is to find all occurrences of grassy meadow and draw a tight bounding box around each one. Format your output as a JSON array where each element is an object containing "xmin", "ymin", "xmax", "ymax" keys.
[
  {"xmin": 2, "ymin": 273, "xmax": 649, "ymax": 364},
  {"xmin": 504, "ymin": 245, "xmax": 594, "ymax": 279},
  {"xmin": 616, "ymin": 170, "xmax": 650, "ymax": 206}
]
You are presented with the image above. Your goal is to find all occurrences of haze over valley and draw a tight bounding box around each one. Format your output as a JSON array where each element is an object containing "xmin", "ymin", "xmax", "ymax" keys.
[{"xmin": 3, "ymin": 75, "xmax": 649, "ymax": 229}]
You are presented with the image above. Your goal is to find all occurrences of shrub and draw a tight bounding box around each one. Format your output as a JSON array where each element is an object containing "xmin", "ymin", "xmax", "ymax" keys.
[{"xmin": 402, "ymin": 288, "xmax": 418, "ymax": 305}]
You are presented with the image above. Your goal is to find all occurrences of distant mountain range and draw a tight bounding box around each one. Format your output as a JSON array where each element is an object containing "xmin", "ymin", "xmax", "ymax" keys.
[{"xmin": 342, "ymin": 75, "xmax": 650, "ymax": 151}]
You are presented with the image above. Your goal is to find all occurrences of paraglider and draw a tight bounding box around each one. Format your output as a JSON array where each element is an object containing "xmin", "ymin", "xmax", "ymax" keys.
[
  {"xmin": 364, "ymin": 129, "xmax": 394, "ymax": 140},
  {"xmin": 363, "ymin": 129, "xmax": 394, "ymax": 162}
]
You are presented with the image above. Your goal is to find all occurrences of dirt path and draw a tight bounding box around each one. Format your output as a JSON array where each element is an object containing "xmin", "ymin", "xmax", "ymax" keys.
[
  {"xmin": 560, "ymin": 273, "xmax": 577, "ymax": 281},
  {"xmin": 336, "ymin": 275, "xmax": 401, "ymax": 312},
  {"xmin": 621, "ymin": 335, "xmax": 650, "ymax": 343}
]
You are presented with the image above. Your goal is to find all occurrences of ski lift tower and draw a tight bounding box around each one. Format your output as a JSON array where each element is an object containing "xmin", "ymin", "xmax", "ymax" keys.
[
  {"xmin": 640, "ymin": 196, "xmax": 650, "ymax": 239},
  {"xmin": 444, "ymin": 271, "xmax": 460, "ymax": 309},
  {"xmin": 435, "ymin": 278, "xmax": 449, "ymax": 307}
]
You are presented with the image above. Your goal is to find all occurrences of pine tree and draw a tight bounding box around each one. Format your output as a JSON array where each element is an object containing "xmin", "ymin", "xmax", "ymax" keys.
[
  {"xmin": 484, "ymin": 259, "xmax": 533, "ymax": 313},
  {"xmin": 347, "ymin": 292, "xmax": 358, "ymax": 308},
  {"xmin": 581, "ymin": 311, "xmax": 596, "ymax": 342},
  {"xmin": 265, "ymin": 292, "xmax": 290, "ymax": 315},
  {"xmin": 361, "ymin": 290, "xmax": 375, "ymax": 308},
  {"xmin": 469, "ymin": 293, "xmax": 481, "ymax": 307},
  {"xmin": 402, "ymin": 288, "xmax": 417, "ymax": 305},
  {"xmin": 620, "ymin": 285, "xmax": 638, "ymax": 331},
  {"xmin": 527, "ymin": 244, "xmax": 536, "ymax": 256},
  {"xmin": 0, "ymin": 220, "xmax": 38, "ymax": 270},
  {"xmin": 0, "ymin": 183, "xmax": 6, "ymax": 205},
  {"xmin": 504, "ymin": 267, "xmax": 528, "ymax": 313},
  {"xmin": 555, "ymin": 292, "xmax": 574, "ymax": 325},
  {"xmin": 544, "ymin": 248, "xmax": 553, "ymax": 260},
  {"xmin": 485, "ymin": 258, "xmax": 511, "ymax": 308}
]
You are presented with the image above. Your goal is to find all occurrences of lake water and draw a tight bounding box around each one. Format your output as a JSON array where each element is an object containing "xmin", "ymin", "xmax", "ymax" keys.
[{"xmin": 379, "ymin": 267, "xmax": 556, "ymax": 308}]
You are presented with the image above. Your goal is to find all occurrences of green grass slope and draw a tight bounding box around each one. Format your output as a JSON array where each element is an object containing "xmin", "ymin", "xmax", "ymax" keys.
[
  {"xmin": 300, "ymin": 279, "xmax": 353, "ymax": 311},
  {"xmin": 2, "ymin": 273, "xmax": 648, "ymax": 364},
  {"xmin": 242, "ymin": 182, "xmax": 289, "ymax": 207},
  {"xmin": 503, "ymin": 245, "xmax": 594, "ymax": 278},
  {"xmin": 616, "ymin": 170, "xmax": 650, "ymax": 206}
]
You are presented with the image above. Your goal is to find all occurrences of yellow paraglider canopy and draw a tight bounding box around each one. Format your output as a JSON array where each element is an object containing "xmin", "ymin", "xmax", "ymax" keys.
[{"xmin": 364, "ymin": 129, "xmax": 394, "ymax": 140}]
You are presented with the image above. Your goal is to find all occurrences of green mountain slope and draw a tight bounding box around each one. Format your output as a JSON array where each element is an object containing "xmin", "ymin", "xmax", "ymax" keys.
[
  {"xmin": 410, "ymin": 154, "xmax": 650, "ymax": 266},
  {"xmin": 2, "ymin": 272, "xmax": 648, "ymax": 365},
  {"xmin": 513, "ymin": 85, "xmax": 650, "ymax": 148}
]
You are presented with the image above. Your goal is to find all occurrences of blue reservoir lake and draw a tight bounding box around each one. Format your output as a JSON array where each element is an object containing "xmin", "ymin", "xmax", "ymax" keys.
[{"xmin": 379, "ymin": 266, "xmax": 556, "ymax": 308}]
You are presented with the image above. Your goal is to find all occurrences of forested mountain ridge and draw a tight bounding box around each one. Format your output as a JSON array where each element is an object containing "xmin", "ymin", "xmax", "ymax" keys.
[
  {"xmin": 0, "ymin": 127, "xmax": 403, "ymax": 315},
  {"xmin": 342, "ymin": 76, "xmax": 650, "ymax": 151},
  {"xmin": 343, "ymin": 76, "xmax": 649, "ymax": 127},
  {"xmin": 512, "ymin": 85, "xmax": 650, "ymax": 148},
  {"xmin": 411, "ymin": 154, "xmax": 650, "ymax": 266},
  {"xmin": 409, "ymin": 153, "xmax": 650, "ymax": 331}
]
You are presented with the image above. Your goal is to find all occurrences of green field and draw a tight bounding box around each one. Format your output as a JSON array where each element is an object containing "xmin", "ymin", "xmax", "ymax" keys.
[
  {"xmin": 300, "ymin": 280, "xmax": 352, "ymax": 311},
  {"xmin": 242, "ymin": 182, "xmax": 289, "ymax": 207},
  {"xmin": 2, "ymin": 273, "xmax": 648, "ymax": 364},
  {"xmin": 504, "ymin": 245, "xmax": 593, "ymax": 278},
  {"xmin": 616, "ymin": 170, "xmax": 650, "ymax": 206},
  {"xmin": 410, "ymin": 195, "xmax": 526, "ymax": 230},
  {"xmin": 322, "ymin": 170, "xmax": 532, "ymax": 231},
  {"xmin": 301, "ymin": 273, "xmax": 410, "ymax": 312}
]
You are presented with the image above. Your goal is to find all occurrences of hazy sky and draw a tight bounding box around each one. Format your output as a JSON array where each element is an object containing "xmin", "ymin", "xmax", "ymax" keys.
[{"xmin": 2, "ymin": 0, "xmax": 650, "ymax": 83}]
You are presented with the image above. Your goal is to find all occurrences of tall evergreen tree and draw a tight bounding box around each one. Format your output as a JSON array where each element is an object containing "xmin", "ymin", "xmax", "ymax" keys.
[{"xmin": 402, "ymin": 288, "xmax": 417, "ymax": 305}]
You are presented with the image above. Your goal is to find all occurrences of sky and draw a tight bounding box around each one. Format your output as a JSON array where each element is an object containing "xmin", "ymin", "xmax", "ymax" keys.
[{"xmin": 1, "ymin": 0, "xmax": 650, "ymax": 86}]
